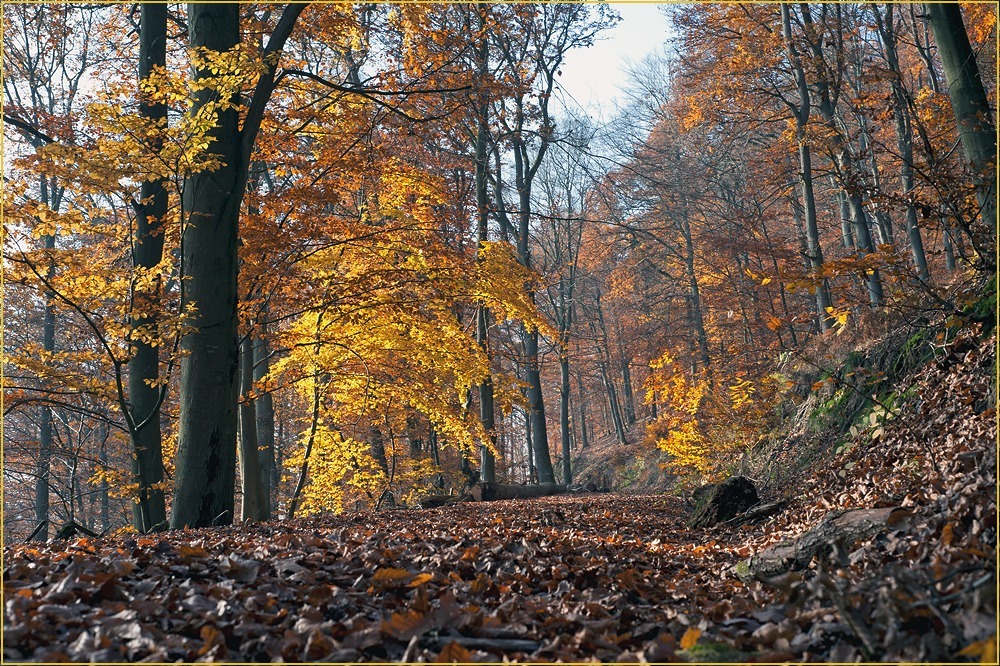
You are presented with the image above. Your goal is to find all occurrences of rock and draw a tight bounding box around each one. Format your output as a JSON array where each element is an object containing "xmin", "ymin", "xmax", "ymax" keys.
[{"xmin": 688, "ymin": 476, "xmax": 759, "ymax": 528}]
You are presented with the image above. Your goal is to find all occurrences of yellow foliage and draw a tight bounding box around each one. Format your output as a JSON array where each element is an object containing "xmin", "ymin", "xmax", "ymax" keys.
[{"xmin": 645, "ymin": 352, "xmax": 782, "ymax": 481}]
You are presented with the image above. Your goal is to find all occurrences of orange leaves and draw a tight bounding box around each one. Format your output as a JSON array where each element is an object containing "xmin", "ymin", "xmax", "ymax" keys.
[
  {"xmin": 372, "ymin": 567, "xmax": 435, "ymax": 589},
  {"xmin": 435, "ymin": 641, "xmax": 472, "ymax": 663},
  {"xmin": 679, "ymin": 626, "xmax": 701, "ymax": 650}
]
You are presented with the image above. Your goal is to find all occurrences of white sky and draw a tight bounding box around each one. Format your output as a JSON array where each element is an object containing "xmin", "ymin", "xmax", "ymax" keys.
[{"xmin": 554, "ymin": 3, "xmax": 673, "ymax": 116}]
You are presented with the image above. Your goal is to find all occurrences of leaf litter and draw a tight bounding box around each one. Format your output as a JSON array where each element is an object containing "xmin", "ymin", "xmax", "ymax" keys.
[{"xmin": 4, "ymin": 331, "xmax": 995, "ymax": 662}]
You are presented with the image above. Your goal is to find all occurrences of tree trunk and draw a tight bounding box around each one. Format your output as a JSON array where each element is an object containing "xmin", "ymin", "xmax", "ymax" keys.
[
  {"xmin": 620, "ymin": 355, "xmax": 636, "ymax": 425},
  {"xmin": 926, "ymin": 2, "xmax": 996, "ymax": 233},
  {"xmin": 239, "ymin": 336, "xmax": 266, "ymax": 521},
  {"xmin": 576, "ymin": 373, "xmax": 590, "ymax": 450},
  {"xmin": 171, "ymin": 1, "xmax": 303, "ymax": 529},
  {"xmin": 252, "ymin": 325, "xmax": 275, "ymax": 517},
  {"xmin": 129, "ymin": 2, "xmax": 168, "ymax": 532},
  {"xmin": 524, "ymin": 327, "xmax": 554, "ymax": 483},
  {"xmin": 875, "ymin": 5, "xmax": 930, "ymax": 282},
  {"xmin": 681, "ymin": 208, "xmax": 712, "ymax": 370},
  {"xmin": 33, "ymin": 232, "xmax": 56, "ymax": 541},
  {"xmin": 781, "ymin": 4, "xmax": 835, "ymax": 330},
  {"xmin": 474, "ymin": 21, "xmax": 497, "ymax": 484},
  {"xmin": 98, "ymin": 427, "xmax": 110, "ymax": 534},
  {"xmin": 559, "ymin": 355, "xmax": 572, "ymax": 485},
  {"xmin": 171, "ymin": 3, "xmax": 242, "ymax": 529}
]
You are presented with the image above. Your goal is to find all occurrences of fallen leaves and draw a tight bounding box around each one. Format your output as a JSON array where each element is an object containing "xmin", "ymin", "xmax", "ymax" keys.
[{"xmin": 3, "ymin": 330, "xmax": 995, "ymax": 662}]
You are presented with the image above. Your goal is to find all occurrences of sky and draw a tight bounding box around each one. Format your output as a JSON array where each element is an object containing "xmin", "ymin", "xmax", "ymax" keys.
[{"xmin": 554, "ymin": 4, "xmax": 674, "ymax": 116}]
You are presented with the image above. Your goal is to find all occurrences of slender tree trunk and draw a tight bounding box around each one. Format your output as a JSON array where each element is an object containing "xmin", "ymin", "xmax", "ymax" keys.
[
  {"xmin": 129, "ymin": 3, "xmax": 168, "ymax": 532},
  {"xmin": 287, "ymin": 337, "xmax": 322, "ymax": 520},
  {"xmin": 681, "ymin": 207, "xmax": 712, "ymax": 366},
  {"xmin": 926, "ymin": 3, "xmax": 997, "ymax": 234},
  {"xmin": 252, "ymin": 324, "xmax": 275, "ymax": 517},
  {"xmin": 474, "ymin": 18, "xmax": 497, "ymax": 484},
  {"xmin": 835, "ymin": 188, "xmax": 855, "ymax": 249},
  {"xmin": 512, "ymin": 133, "xmax": 553, "ymax": 484},
  {"xmin": 524, "ymin": 407, "xmax": 534, "ymax": 483},
  {"xmin": 98, "ymin": 427, "xmax": 110, "ymax": 533},
  {"xmin": 875, "ymin": 5, "xmax": 930, "ymax": 282},
  {"xmin": 239, "ymin": 336, "xmax": 266, "ymax": 521},
  {"xmin": 523, "ymin": 328, "xmax": 554, "ymax": 482},
  {"xmin": 620, "ymin": 355, "xmax": 636, "ymax": 425},
  {"xmin": 794, "ymin": 3, "xmax": 884, "ymax": 307},
  {"xmin": 798, "ymin": 147, "xmax": 836, "ymax": 326},
  {"xmin": 781, "ymin": 4, "xmax": 835, "ymax": 330},
  {"xmin": 33, "ymin": 231, "xmax": 56, "ymax": 541},
  {"xmin": 559, "ymin": 355, "xmax": 572, "ymax": 485}
]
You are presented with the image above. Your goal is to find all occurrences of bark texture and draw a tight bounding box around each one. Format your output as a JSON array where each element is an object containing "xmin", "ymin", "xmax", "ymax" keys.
[{"xmin": 171, "ymin": 3, "xmax": 242, "ymax": 529}]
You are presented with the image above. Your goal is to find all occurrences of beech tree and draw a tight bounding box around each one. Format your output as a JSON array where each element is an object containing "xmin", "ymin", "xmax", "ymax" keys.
[{"xmin": 171, "ymin": 3, "xmax": 305, "ymax": 529}]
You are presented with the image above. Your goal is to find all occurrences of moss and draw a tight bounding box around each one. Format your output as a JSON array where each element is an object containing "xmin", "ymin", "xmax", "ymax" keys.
[
  {"xmin": 896, "ymin": 328, "xmax": 934, "ymax": 376},
  {"xmin": 680, "ymin": 641, "xmax": 749, "ymax": 662},
  {"xmin": 734, "ymin": 559, "xmax": 751, "ymax": 580},
  {"xmin": 964, "ymin": 274, "xmax": 997, "ymax": 336}
]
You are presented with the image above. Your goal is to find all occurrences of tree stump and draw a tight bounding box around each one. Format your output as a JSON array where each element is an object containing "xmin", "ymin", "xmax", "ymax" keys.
[{"xmin": 688, "ymin": 476, "xmax": 759, "ymax": 528}]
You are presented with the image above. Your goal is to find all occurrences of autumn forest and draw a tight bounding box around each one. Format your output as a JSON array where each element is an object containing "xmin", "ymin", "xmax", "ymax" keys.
[{"xmin": 2, "ymin": 3, "xmax": 997, "ymax": 662}]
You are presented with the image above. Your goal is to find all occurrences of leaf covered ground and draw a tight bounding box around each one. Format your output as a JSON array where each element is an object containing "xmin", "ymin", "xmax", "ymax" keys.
[{"xmin": 4, "ymin": 332, "xmax": 995, "ymax": 663}]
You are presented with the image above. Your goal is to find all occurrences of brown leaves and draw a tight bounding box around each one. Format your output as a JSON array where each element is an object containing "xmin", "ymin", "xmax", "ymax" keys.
[{"xmin": 4, "ymin": 325, "xmax": 994, "ymax": 664}]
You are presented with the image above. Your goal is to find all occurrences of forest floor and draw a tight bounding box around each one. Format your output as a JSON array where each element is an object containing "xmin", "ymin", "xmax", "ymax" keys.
[{"xmin": 4, "ymin": 329, "xmax": 996, "ymax": 663}]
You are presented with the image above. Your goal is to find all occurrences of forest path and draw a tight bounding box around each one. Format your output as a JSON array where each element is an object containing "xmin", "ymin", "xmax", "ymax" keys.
[{"xmin": 5, "ymin": 492, "xmax": 783, "ymax": 662}]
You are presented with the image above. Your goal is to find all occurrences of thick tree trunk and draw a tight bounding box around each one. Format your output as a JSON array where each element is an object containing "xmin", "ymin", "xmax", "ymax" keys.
[
  {"xmin": 926, "ymin": 3, "xmax": 997, "ymax": 233},
  {"xmin": 524, "ymin": 328, "xmax": 554, "ymax": 483},
  {"xmin": 171, "ymin": 1, "xmax": 303, "ymax": 529},
  {"xmin": 171, "ymin": 3, "xmax": 242, "ymax": 529},
  {"xmin": 470, "ymin": 482, "xmax": 567, "ymax": 502},
  {"xmin": 129, "ymin": 2, "xmax": 168, "ymax": 532}
]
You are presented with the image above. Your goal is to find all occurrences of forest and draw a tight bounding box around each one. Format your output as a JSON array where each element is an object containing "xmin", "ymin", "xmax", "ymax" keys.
[{"xmin": 2, "ymin": 2, "xmax": 996, "ymax": 662}]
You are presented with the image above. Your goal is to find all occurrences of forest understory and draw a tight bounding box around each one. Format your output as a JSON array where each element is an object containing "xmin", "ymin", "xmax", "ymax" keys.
[{"xmin": 5, "ymin": 326, "xmax": 995, "ymax": 663}]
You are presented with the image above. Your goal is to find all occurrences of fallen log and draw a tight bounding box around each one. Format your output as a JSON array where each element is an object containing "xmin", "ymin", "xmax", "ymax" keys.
[
  {"xmin": 723, "ymin": 500, "xmax": 789, "ymax": 528},
  {"xmin": 470, "ymin": 482, "xmax": 567, "ymax": 502},
  {"xmin": 417, "ymin": 494, "xmax": 471, "ymax": 509},
  {"xmin": 733, "ymin": 506, "xmax": 909, "ymax": 584}
]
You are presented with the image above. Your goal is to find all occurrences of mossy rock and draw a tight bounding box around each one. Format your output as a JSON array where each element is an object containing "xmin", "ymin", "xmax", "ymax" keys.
[{"xmin": 688, "ymin": 476, "xmax": 759, "ymax": 528}]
